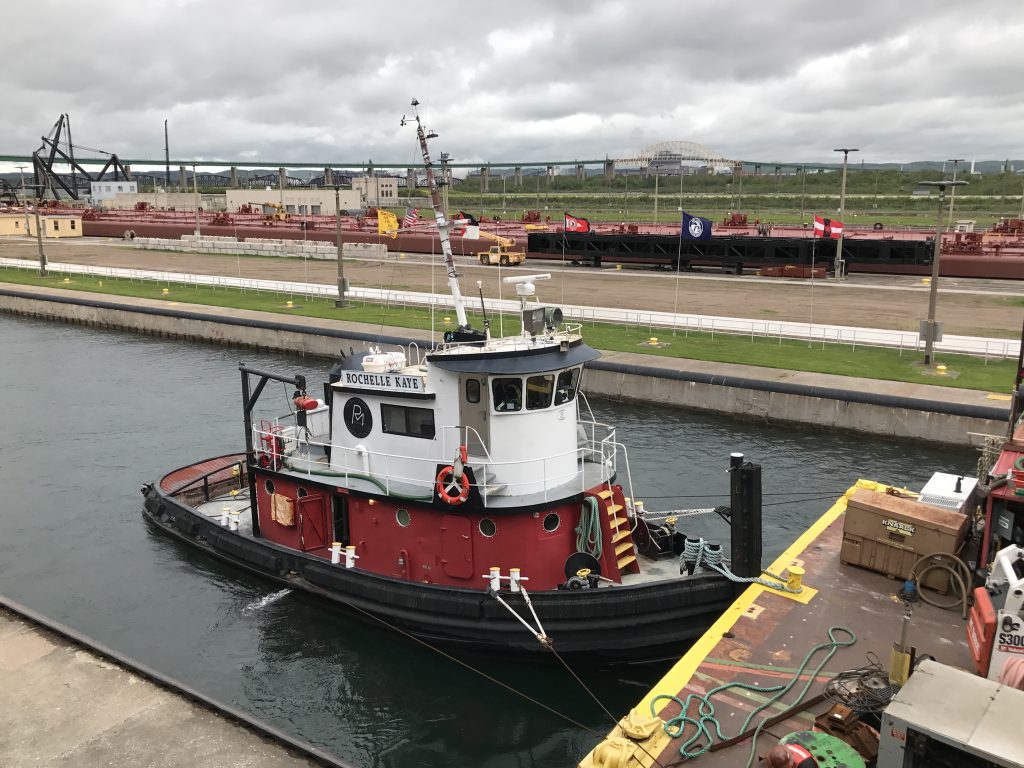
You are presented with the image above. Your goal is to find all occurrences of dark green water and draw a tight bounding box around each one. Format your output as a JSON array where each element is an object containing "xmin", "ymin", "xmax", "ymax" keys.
[{"xmin": 0, "ymin": 315, "xmax": 974, "ymax": 767}]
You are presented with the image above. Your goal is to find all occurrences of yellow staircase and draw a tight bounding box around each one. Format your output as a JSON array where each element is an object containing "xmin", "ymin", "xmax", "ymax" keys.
[{"xmin": 592, "ymin": 485, "xmax": 640, "ymax": 578}]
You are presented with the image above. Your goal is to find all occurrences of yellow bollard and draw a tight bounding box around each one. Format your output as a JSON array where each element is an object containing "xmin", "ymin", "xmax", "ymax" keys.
[
  {"xmin": 615, "ymin": 264, "xmax": 622, "ymax": 270},
  {"xmin": 63, "ymin": 277, "xmax": 71, "ymax": 283},
  {"xmin": 161, "ymin": 287, "xmax": 169, "ymax": 295},
  {"xmin": 98, "ymin": 280, "xmax": 103, "ymax": 286},
  {"xmin": 649, "ymin": 337, "xmax": 658, "ymax": 345},
  {"xmin": 936, "ymin": 364, "xmax": 947, "ymax": 375},
  {"xmin": 443, "ymin": 316, "xmax": 451, "ymax": 325},
  {"xmin": 286, "ymin": 300, "xmax": 294, "ymax": 307},
  {"xmin": 786, "ymin": 566, "xmax": 805, "ymax": 592}
]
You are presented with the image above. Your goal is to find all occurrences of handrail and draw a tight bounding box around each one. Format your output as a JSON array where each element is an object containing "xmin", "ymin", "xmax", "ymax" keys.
[
  {"xmin": 167, "ymin": 459, "xmax": 246, "ymax": 498},
  {"xmin": 253, "ymin": 419, "xmax": 617, "ymax": 501}
]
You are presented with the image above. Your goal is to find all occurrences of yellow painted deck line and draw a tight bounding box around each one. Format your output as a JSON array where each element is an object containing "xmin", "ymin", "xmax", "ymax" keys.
[{"xmin": 635, "ymin": 478, "xmax": 890, "ymax": 718}]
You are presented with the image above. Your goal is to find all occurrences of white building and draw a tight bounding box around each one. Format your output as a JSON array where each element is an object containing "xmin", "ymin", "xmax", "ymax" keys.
[
  {"xmin": 90, "ymin": 180, "xmax": 138, "ymax": 202},
  {"xmin": 351, "ymin": 177, "xmax": 398, "ymax": 207},
  {"xmin": 225, "ymin": 189, "xmax": 361, "ymax": 215}
]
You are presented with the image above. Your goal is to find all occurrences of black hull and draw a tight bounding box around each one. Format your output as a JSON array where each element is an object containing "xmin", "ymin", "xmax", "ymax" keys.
[{"xmin": 142, "ymin": 482, "xmax": 738, "ymax": 664}]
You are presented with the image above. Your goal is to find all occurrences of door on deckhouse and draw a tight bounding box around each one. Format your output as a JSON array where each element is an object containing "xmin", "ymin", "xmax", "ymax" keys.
[
  {"xmin": 297, "ymin": 494, "xmax": 329, "ymax": 553},
  {"xmin": 459, "ymin": 376, "xmax": 490, "ymax": 456}
]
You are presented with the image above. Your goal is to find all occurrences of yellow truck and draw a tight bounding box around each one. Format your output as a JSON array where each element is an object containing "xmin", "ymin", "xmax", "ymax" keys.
[{"xmin": 476, "ymin": 231, "xmax": 526, "ymax": 266}]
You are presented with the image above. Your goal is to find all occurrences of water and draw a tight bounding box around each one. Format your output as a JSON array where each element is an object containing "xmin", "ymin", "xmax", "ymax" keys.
[{"xmin": 0, "ymin": 315, "xmax": 974, "ymax": 767}]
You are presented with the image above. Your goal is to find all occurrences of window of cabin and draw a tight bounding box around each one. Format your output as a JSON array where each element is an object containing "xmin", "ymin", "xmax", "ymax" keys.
[
  {"xmin": 554, "ymin": 367, "xmax": 582, "ymax": 405},
  {"xmin": 492, "ymin": 378, "xmax": 522, "ymax": 412},
  {"xmin": 526, "ymin": 374, "xmax": 554, "ymax": 410},
  {"xmin": 70, "ymin": 220, "xmax": 76, "ymax": 230},
  {"xmin": 53, "ymin": 220, "xmax": 60, "ymax": 231},
  {"xmin": 465, "ymin": 379, "xmax": 481, "ymax": 403},
  {"xmin": 381, "ymin": 404, "xmax": 436, "ymax": 438}
]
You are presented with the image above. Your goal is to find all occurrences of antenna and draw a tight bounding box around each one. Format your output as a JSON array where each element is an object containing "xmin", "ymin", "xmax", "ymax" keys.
[
  {"xmin": 405, "ymin": 99, "xmax": 470, "ymax": 330},
  {"xmin": 476, "ymin": 280, "xmax": 490, "ymax": 331}
]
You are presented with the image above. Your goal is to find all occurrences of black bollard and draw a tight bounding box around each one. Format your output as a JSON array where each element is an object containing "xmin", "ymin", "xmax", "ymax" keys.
[{"xmin": 729, "ymin": 456, "xmax": 763, "ymax": 579}]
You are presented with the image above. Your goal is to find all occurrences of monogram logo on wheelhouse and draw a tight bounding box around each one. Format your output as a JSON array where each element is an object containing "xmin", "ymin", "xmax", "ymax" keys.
[{"xmin": 343, "ymin": 397, "xmax": 372, "ymax": 438}]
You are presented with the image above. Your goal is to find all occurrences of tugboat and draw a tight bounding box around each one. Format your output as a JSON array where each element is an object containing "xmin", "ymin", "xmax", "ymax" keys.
[{"xmin": 142, "ymin": 101, "xmax": 760, "ymax": 662}]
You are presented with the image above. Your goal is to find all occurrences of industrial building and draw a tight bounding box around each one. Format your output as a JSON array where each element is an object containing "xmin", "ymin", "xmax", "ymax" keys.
[{"xmin": 0, "ymin": 212, "xmax": 82, "ymax": 238}]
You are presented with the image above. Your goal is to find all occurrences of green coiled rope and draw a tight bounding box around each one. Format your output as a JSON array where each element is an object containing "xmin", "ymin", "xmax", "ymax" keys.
[
  {"xmin": 651, "ymin": 625, "xmax": 856, "ymax": 767},
  {"xmin": 575, "ymin": 496, "xmax": 603, "ymax": 558}
]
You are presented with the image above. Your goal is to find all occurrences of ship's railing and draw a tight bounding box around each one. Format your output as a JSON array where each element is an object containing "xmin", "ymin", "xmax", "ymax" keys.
[
  {"xmin": 166, "ymin": 458, "xmax": 248, "ymax": 508},
  {"xmin": 252, "ymin": 416, "xmax": 617, "ymax": 504}
]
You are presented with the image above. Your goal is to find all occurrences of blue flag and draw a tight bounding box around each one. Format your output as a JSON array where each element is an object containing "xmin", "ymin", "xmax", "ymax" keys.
[{"xmin": 681, "ymin": 212, "xmax": 712, "ymax": 240}]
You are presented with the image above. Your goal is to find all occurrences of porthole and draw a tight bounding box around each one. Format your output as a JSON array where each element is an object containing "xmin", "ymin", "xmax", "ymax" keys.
[
  {"xmin": 396, "ymin": 508, "xmax": 411, "ymax": 527},
  {"xmin": 264, "ymin": 479, "xmax": 275, "ymax": 495},
  {"xmin": 543, "ymin": 513, "xmax": 560, "ymax": 532},
  {"xmin": 297, "ymin": 487, "xmax": 308, "ymax": 498},
  {"xmin": 479, "ymin": 518, "xmax": 496, "ymax": 538}
]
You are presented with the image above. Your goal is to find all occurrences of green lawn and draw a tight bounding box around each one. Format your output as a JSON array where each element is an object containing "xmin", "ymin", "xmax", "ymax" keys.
[{"xmin": 1, "ymin": 265, "xmax": 1015, "ymax": 393}]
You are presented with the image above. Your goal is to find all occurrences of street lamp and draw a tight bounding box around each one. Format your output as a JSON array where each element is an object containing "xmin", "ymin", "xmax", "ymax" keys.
[
  {"xmin": 946, "ymin": 159, "xmax": 964, "ymax": 229},
  {"xmin": 192, "ymin": 163, "xmax": 201, "ymax": 236},
  {"xmin": 918, "ymin": 179, "xmax": 968, "ymax": 366},
  {"xmin": 334, "ymin": 184, "xmax": 346, "ymax": 308},
  {"xmin": 833, "ymin": 148, "xmax": 859, "ymax": 278},
  {"xmin": 16, "ymin": 164, "xmax": 29, "ymax": 235}
]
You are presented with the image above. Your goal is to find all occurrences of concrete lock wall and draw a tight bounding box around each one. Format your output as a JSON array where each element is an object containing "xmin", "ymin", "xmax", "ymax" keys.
[
  {"xmin": 0, "ymin": 288, "xmax": 1005, "ymax": 446},
  {"xmin": 133, "ymin": 235, "xmax": 338, "ymax": 260}
]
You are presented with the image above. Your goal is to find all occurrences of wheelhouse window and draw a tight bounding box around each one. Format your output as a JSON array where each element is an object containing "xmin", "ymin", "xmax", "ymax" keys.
[
  {"xmin": 555, "ymin": 367, "xmax": 581, "ymax": 405},
  {"xmin": 526, "ymin": 374, "xmax": 554, "ymax": 410},
  {"xmin": 381, "ymin": 403, "xmax": 435, "ymax": 438},
  {"xmin": 465, "ymin": 379, "xmax": 481, "ymax": 403},
  {"xmin": 492, "ymin": 378, "xmax": 522, "ymax": 412}
]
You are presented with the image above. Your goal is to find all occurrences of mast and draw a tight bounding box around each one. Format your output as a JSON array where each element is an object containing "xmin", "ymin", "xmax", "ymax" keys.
[{"xmin": 406, "ymin": 99, "xmax": 469, "ymax": 329}]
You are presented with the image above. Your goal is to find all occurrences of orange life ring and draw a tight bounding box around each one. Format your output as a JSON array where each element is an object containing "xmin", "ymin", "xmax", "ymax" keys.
[{"xmin": 436, "ymin": 466, "xmax": 470, "ymax": 504}]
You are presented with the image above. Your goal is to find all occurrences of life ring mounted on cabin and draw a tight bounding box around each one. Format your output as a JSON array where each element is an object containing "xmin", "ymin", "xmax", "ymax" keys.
[{"xmin": 436, "ymin": 445, "xmax": 470, "ymax": 505}]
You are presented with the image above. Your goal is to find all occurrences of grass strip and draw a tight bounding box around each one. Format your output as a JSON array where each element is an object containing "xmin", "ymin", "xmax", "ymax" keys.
[{"xmin": 0, "ymin": 265, "xmax": 1014, "ymax": 392}]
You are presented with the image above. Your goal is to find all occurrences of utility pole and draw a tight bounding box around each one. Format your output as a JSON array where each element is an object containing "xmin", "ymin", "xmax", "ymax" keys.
[
  {"xmin": 334, "ymin": 185, "xmax": 346, "ymax": 308},
  {"xmin": 918, "ymin": 179, "xmax": 968, "ymax": 365},
  {"xmin": 32, "ymin": 196, "xmax": 47, "ymax": 276},
  {"xmin": 833, "ymin": 148, "xmax": 859, "ymax": 279},
  {"xmin": 946, "ymin": 159, "xmax": 964, "ymax": 229},
  {"xmin": 653, "ymin": 168, "xmax": 659, "ymax": 223},
  {"xmin": 16, "ymin": 165, "xmax": 30, "ymax": 234}
]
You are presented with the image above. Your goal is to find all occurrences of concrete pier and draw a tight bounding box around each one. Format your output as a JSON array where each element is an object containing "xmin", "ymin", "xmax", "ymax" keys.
[
  {"xmin": 0, "ymin": 283, "xmax": 1008, "ymax": 445},
  {"xmin": 0, "ymin": 603, "xmax": 330, "ymax": 767}
]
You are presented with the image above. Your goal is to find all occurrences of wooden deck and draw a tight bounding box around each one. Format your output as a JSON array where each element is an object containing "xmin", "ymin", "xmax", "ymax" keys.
[{"xmin": 579, "ymin": 480, "xmax": 974, "ymax": 768}]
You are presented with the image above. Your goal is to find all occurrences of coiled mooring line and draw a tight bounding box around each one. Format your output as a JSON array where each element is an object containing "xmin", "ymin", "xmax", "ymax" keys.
[{"xmin": 651, "ymin": 625, "xmax": 856, "ymax": 767}]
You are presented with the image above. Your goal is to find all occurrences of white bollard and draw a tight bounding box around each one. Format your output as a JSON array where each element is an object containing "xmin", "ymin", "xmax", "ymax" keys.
[
  {"xmin": 486, "ymin": 566, "xmax": 501, "ymax": 592},
  {"xmin": 507, "ymin": 569, "xmax": 524, "ymax": 593},
  {"xmin": 228, "ymin": 511, "xmax": 240, "ymax": 531},
  {"xmin": 344, "ymin": 545, "xmax": 359, "ymax": 569},
  {"xmin": 634, "ymin": 500, "xmax": 645, "ymax": 516},
  {"xmin": 220, "ymin": 506, "xmax": 230, "ymax": 527},
  {"xmin": 330, "ymin": 541, "xmax": 343, "ymax": 564}
]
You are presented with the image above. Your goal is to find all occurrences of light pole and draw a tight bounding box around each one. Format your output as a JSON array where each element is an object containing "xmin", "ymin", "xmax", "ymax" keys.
[
  {"xmin": 16, "ymin": 165, "xmax": 29, "ymax": 235},
  {"xmin": 653, "ymin": 166, "xmax": 659, "ymax": 223},
  {"xmin": 946, "ymin": 159, "xmax": 964, "ymax": 229},
  {"xmin": 918, "ymin": 179, "xmax": 968, "ymax": 365},
  {"xmin": 833, "ymin": 148, "xmax": 859, "ymax": 278},
  {"xmin": 192, "ymin": 164, "xmax": 201, "ymax": 236},
  {"xmin": 334, "ymin": 185, "xmax": 346, "ymax": 308},
  {"xmin": 678, "ymin": 160, "xmax": 684, "ymax": 213}
]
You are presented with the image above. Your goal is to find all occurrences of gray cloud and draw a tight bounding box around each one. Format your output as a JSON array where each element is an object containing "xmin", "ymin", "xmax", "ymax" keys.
[{"xmin": 3, "ymin": 0, "xmax": 1022, "ymax": 170}]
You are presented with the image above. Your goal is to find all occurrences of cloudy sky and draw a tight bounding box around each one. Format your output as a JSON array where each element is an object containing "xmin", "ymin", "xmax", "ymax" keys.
[{"xmin": 3, "ymin": 0, "xmax": 1022, "ymax": 171}]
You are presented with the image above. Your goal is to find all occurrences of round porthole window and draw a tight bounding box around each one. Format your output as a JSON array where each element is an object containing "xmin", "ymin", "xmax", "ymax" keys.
[
  {"xmin": 479, "ymin": 518, "xmax": 496, "ymax": 538},
  {"xmin": 543, "ymin": 513, "xmax": 560, "ymax": 532},
  {"xmin": 396, "ymin": 508, "xmax": 411, "ymax": 527},
  {"xmin": 264, "ymin": 479, "xmax": 275, "ymax": 495},
  {"xmin": 297, "ymin": 487, "xmax": 308, "ymax": 498}
]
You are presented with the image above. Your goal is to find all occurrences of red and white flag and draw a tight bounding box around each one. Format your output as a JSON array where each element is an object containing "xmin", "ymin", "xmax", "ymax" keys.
[
  {"xmin": 402, "ymin": 208, "xmax": 419, "ymax": 228},
  {"xmin": 564, "ymin": 212, "xmax": 591, "ymax": 233},
  {"xmin": 813, "ymin": 215, "xmax": 843, "ymax": 239}
]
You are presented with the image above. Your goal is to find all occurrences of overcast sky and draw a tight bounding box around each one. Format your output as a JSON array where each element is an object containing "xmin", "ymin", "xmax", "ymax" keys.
[{"xmin": 3, "ymin": 0, "xmax": 1022, "ymax": 171}]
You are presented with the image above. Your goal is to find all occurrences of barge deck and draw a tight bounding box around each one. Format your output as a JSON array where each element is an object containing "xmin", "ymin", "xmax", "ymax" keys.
[{"xmin": 579, "ymin": 480, "xmax": 975, "ymax": 767}]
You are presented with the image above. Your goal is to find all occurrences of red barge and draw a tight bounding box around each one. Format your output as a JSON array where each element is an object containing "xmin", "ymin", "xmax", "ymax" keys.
[{"xmin": 141, "ymin": 103, "xmax": 769, "ymax": 662}]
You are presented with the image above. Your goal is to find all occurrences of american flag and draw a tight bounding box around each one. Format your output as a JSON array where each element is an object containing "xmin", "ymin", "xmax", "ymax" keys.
[{"xmin": 402, "ymin": 208, "xmax": 419, "ymax": 228}]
